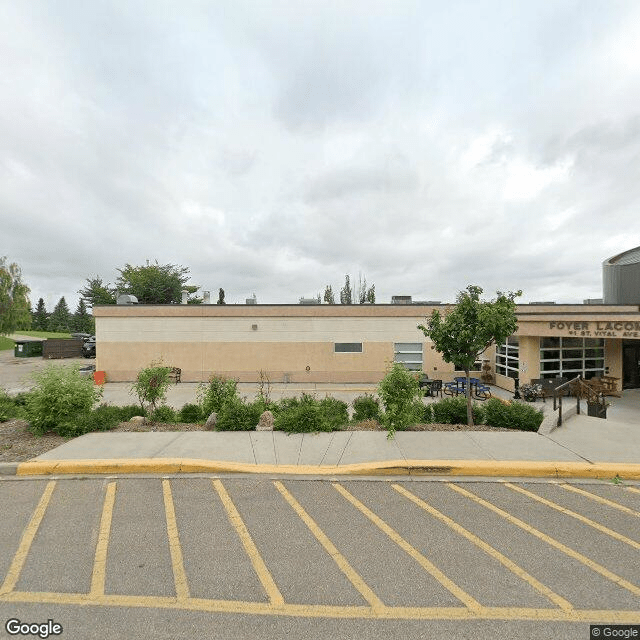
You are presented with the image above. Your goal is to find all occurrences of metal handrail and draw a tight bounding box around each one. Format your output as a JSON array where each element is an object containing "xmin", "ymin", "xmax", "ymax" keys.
[{"xmin": 552, "ymin": 375, "xmax": 607, "ymax": 427}]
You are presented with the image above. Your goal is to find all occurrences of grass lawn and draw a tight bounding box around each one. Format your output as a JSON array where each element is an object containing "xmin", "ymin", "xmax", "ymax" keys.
[
  {"xmin": 0, "ymin": 331, "xmax": 72, "ymax": 351},
  {"xmin": 14, "ymin": 330, "xmax": 72, "ymax": 339}
]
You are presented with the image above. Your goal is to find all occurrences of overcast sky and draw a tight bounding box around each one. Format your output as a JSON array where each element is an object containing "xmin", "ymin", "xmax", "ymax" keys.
[{"xmin": 3, "ymin": 1, "xmax": 640, "ymax": 311}]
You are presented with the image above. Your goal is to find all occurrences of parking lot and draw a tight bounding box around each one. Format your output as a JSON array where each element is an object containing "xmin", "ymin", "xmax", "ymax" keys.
[{"xmin": 1, "ymin": 476, "xmax": 639, "ymax": 639}]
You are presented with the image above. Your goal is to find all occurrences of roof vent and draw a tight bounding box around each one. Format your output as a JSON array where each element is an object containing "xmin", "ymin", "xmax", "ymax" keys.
[{"xmin": 116, "ymin": 294, "xmax": 138, "ymax": 305}]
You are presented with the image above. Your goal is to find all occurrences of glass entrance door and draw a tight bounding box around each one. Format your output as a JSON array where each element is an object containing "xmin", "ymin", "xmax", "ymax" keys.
[{"xmin": 622, "ymin": 342, "xmax": 640, "ymax": 389}]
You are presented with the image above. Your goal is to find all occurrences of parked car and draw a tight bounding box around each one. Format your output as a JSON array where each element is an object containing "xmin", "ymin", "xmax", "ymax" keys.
[{"xmin": 82, "ymin": 336, "xmax": 96, "ymax": 358}]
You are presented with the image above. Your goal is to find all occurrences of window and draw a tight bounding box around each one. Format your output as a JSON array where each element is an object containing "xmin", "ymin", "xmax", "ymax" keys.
[
  {"xmin": 394, "ymin": 342, "xmax": 423, "ymax": 371},
  {"xmin": 334, "ymin": 343, "xmax": 363, "ymax": 353},
  {"xmin": 540, "ymin": 337, "xmax": 604, "ymax": 379},
  {"xmin": 495, "ymin": 336, "xmax": 519, "ymax": 379}
]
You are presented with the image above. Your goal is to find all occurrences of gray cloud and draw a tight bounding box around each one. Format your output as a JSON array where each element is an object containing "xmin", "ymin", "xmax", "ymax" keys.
[{"xmin": 2, "ymin": 0, "xmax": 640, "ymax": 311}]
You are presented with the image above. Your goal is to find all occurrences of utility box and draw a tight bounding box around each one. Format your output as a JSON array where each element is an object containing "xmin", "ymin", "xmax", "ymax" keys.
[{"xmin": 14, "ymin": 340, "xmax": 43, "ymax": 358}]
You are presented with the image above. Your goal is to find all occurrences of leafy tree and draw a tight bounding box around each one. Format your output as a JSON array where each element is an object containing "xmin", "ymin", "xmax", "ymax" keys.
[
  {"xmin": 78, "ymin": 276, "xmax": 117, "ymax": 307},
  {"xmin": 48, "ymin": 297, "xmax": 72, "ymax": 333},
  {"xmin": 217, "ymin": 288, "xmax": 226, "ymax": 305},
  {"xmin": 116, "ymin": 261, "xmax": 198, "ymax": 304},
  {"xmin": 130, "ymin": 363, "xmax": 172, "ymax": 412},
  {"xmin": 339, "ymin": 274, "xmax": 353, "ymax": 304},
  {"xmin": 357, "ymin": 274, "xmax": 367, "ymax": 304},
  {"xmin": 72, "ymin": 298, "xmax": 94, "ymax": 334},
  {"xmin": 323, "ymin": 285, "xmax": 335, "ymax": 304},
  {"xmin": 418, "ymin": 285, "xmax": 520, "ymax": 426},
  {"xmin": 0, "ymin": 257, "xmax": 31, "ymax": 336},
  {"xmin": 366, "ymin": 284, "xmax": 376, "ymax": 303},
  {"xmin": 32, "ymin": 298, "xmax": 48, "ymax": 331}
]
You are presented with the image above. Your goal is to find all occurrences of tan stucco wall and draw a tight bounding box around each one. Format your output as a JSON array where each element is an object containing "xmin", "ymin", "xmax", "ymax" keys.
[{"xmin": 94, "ymin": 303, "xmax": 640, "ymax": 386}]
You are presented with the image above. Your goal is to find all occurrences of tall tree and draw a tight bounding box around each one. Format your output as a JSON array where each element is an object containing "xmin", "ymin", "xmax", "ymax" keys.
[
  {"xmin": 115, "ymin": 261, "xmax": 198, "ymax": 304},
  {"xmin": 339, "ymin": 275, "xmax": 353, "ymax": 305},
  {"xmin": 323, "ymin": 285, "xmax": 335, "ymax": 304},
  {"xmin": 72, "ymin": 298, "xmax": 94, "ymax": 334},
  {"xmin": 32, "ymin": 298, "xmax": 48, "ymax": 331},
  {"xmin": 217, "ymin": 288, "xmax": 226, "ymax": 305},
  {"xmin": 0, "ymin": 257, "xmax": 31, "ymax": 336},
  {"xmin": 357, "ymin": 274, "xmax": 367, "ymax": 304},
  {"xmin": 366, "ymin": 284, "xmax": 376, "ymax": 303},
  {"xmin": 418, "ymin": 285, "xmax": 520, "ymax": 426},
  {"xmin": 48, "ymin": 297, "xmax": 72, "ymax": 333},
  {"xmin": 78, "ymin": 277, "xmax": 117, "ymax": 307}
]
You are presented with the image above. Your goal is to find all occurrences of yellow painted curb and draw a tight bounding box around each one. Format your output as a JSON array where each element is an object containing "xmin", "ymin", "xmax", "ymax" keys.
[{"xmin": 15, "ymin": 458, "xmax": 640, "ymax": 479}]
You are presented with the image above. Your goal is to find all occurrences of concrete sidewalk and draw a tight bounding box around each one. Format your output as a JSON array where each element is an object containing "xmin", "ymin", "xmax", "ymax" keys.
[{"xmin": 10, "ymin": 412, "xmax": 640, "ymax": 480}]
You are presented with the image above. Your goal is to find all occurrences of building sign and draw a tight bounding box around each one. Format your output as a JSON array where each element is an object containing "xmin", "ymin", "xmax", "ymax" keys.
[{"xmin": 548, "ymin": 321, "xmax": 640, "ymax": 338}]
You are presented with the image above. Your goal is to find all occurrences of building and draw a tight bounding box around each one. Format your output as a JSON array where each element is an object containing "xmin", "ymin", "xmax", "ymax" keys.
[{"xmin": 94, "ymin": 248, "xmax": 640, "ymax": 391}]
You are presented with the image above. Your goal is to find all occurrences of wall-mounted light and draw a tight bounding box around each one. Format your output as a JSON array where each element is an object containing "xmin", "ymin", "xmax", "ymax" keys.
[{"xmin": 251, "ymin": 324, "xmax": 258, "ymax": 330}]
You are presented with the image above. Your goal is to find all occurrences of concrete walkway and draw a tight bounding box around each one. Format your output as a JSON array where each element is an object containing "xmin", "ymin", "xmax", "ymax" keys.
[
  {"xmin": 2, "ymin": 364, "xmax": 639, "ymax": 479},
  {"xmin": 11, "ymin": 407, "xmax": 640, "ymax": 480}
]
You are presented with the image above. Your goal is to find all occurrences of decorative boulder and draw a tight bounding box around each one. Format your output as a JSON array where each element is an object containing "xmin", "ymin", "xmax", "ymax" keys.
[
  {"xmin": 129, "ymin": 416, "xmax": 146, "ymax": 426},
  {"xmin": 205, "ymin": 412, "xmax": 218, "ymax": 430},
  {"xmin": 256, "ymin": 410, "xmax": 274, "ymax": 431}
]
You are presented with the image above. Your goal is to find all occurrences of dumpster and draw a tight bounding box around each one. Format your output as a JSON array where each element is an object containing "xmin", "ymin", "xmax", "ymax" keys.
[{"xmin": 14, "ymin": 340, "xmax": 44, "ymax": 358}]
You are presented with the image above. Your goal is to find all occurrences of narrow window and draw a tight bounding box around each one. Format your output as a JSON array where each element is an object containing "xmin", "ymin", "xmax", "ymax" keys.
[{"xmin": 335, "ymin": 343, "xmax": 363, "ymax": 353}]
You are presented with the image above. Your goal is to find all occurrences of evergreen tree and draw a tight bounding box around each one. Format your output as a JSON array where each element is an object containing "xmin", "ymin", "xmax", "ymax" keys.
[
  {"xmin": 72, "ymin": 298, "xmax": 94, "ymax": 334},
  {"xmin": 48, "ymin": 297, "xmax": 71, "ymax": 333},
  {"xmin": 217, "ymin": 288, "xmax": 226, "ymax": 305},
  {"xmin": 339, "ymin": 275, "xmax": 353, "ymax": 304},
  {"xmin": 32, "ymin": 298, "xmax": 48, "ymax": 330},
  {"xmin": 78, "ymin": 276, "xmax": 116, "ymax": 307}
]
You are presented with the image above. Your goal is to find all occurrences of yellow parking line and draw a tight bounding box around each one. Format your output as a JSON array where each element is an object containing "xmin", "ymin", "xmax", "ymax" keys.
[
  {"xmin": 0, "ymin": 481, "xmax": 56, "ymax": 595},
  {"xmin": 625, "ymin": 487, "xmax": 640, "ymax": 495},
  {"xmin": 212, "ymin": 479, "xmax": 284, "ymax": 606},
  {"xmin": 449, "ymin": 483, "xmax": 640, "ymax": 597},
  {"xmin": 2, "ymin": 589, "xmax": 640, "ymax": 622},
  {"xmin": 333, "ymin": 483, "xmax": 483, "ymax": 612},
  {"xmin": 559, "ymin": 484, "xmax": 640, "ymax": 517},
  {"xmin": 274, "ymin": 481, "xmax": 386, "ymax": 612},
  {"xmin": 506, "ymin": 483, "xmax": 640, "ymax": 550},
  {"xmin": 90, "ymin": 482, "xmax": 116, "ymax": 596},
  {"xmin": 162, "ymin": 480, "xmax": 190, "ymax": 601},
  {"xmin": 392, "ymin": 484, "xmax": 573, "ymax": 612}
]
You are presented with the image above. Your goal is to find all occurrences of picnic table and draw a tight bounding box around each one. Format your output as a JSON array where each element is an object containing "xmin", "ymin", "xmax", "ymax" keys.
[{"xmin": 444, "ymin": 377, "xmax": 491, "ymax": 400}]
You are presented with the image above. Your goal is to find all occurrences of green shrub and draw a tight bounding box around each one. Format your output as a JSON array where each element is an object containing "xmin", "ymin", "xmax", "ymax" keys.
[
  {"xmin": 275, "ymin": 395, "xmax": 322, "ymax": 433},
  {"xmin": 26, "ymin": 365, "xmax": 103, "ymax": 435},
  {"xmin": 483, "ymin": 399, "xmax": 543, "ymax": 431},
  {"xmin": 378, "ymin": 364, "xmax": 421, "ymax": 435},
  {"xmin": 413, "ymin": 400, "xmax": 432, "ymax": 424},
  {"xmin": 352, "ymin": 394, "xmax": 381, "ymax": 423},
  {"xmin": 273, "ymin": 394, "xmax": 346, "ymax": 433},
  {"xmin": 319, "ymin": 396, "xmax": 349, "ymax": 430},
  {"xmin": 149, "ymin": 405, "xmax": 177, "ymax": 424},
  {"xmin": 432, "ymin": 396, "xmax": 484, "ymax": 425},
  {"xmin": 0, "ymin": 388, "xmax": 22, "ymax": 422},
  {"xmin": 130, "ymin": 363, "xmax": 172, "ymax": 412},
  {"xmin": 198, "ymin": 375, "xmax": 238, "ymax": 415},
  {"xmin": 178, "ymin": 403, "xmax": 203, "ymax": 423},
  {"xmin": 117, "ymin": 404, "xmax": 147, "ymax": 421},
  {"xmin": 54, "ymin": 404, "xmax": 121, "ymax": 438},
  {"xmin": 216, "ymin": 397, "xmax": 262, "ymax": 431}
]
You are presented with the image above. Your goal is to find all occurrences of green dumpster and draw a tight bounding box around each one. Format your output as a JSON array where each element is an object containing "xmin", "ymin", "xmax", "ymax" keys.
[{"xmin": 14, "ymin": 340, "xmax": 44, "ymax": 358}]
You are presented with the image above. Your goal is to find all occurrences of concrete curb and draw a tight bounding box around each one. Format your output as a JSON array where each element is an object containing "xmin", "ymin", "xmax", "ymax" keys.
[
  {"xmin": 0, "ymin": 462, "xmax": 18, "ymax": 476},
  {"xmin": 14, "ymin": 458, "xmax": 640, "ymax": 479}
]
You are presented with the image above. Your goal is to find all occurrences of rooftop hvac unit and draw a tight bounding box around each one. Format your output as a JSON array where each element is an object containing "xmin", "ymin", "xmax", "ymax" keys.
[
  {"xmin": 391, "ymin": 295, "xmax": 412, "ymax": 304},
  {"xmin": 116, "ymin": 294, "xmax": 138, "ymax": 305}
]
